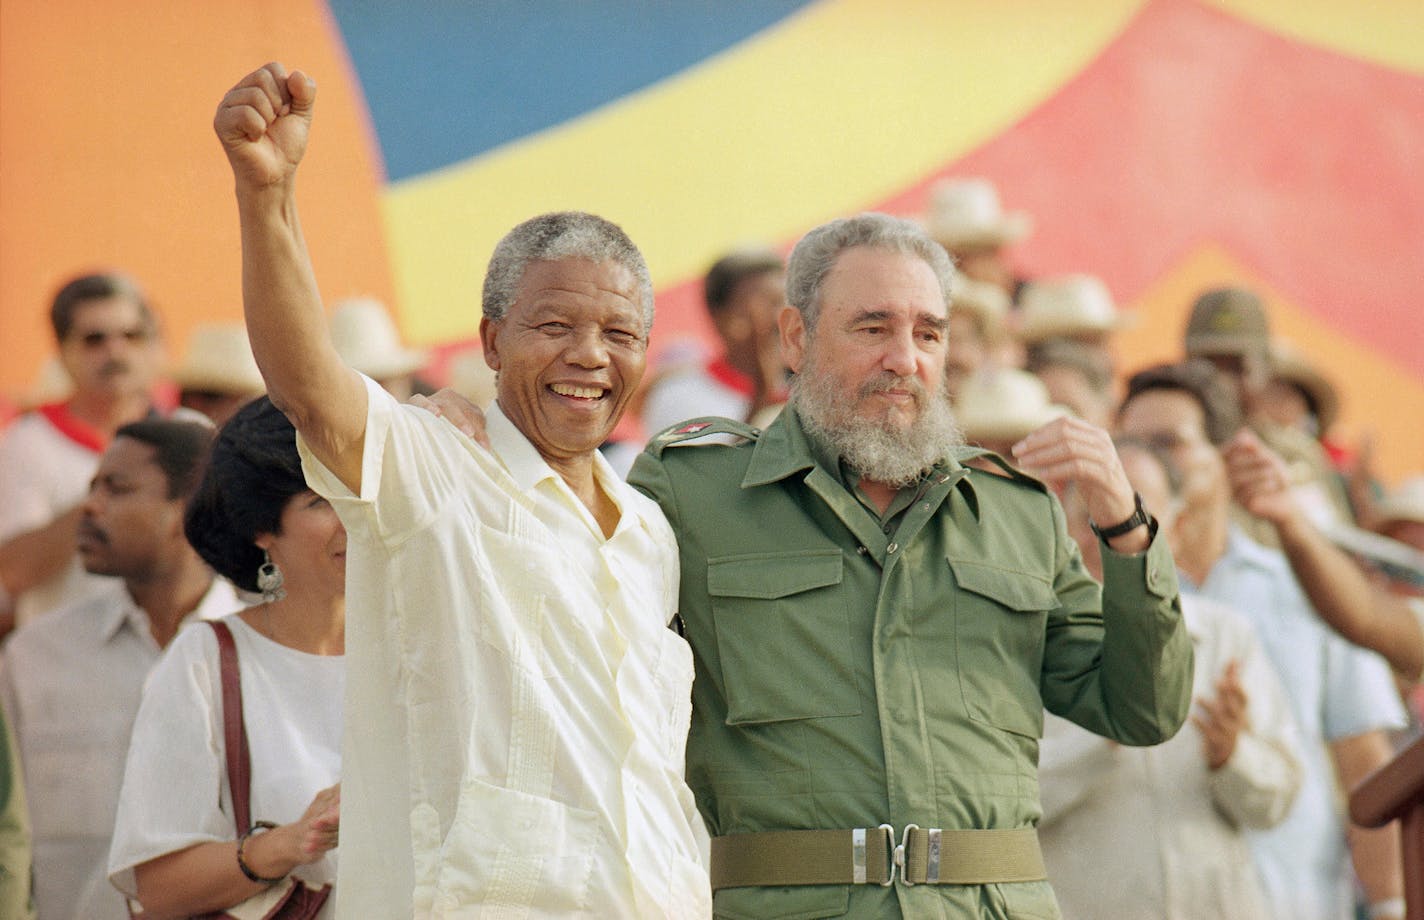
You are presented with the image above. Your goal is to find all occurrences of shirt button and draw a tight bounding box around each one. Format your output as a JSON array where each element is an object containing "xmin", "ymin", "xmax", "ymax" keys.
[
  {"xmin": 887, "ymin": 542, "xmax": 899, "ymax": 554},
  {"xmin": 856, "ymin": 545, "xmax": 869, "ymax": 555},
  {"xmin": 883, "ymin": 524, "xmax": 892, "ymax": 534}
]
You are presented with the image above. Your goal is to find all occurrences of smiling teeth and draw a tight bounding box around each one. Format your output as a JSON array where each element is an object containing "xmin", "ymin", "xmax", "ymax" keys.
[{"xmin": 551, "ymin": 384, "xmax": 604, "ymax": 399}]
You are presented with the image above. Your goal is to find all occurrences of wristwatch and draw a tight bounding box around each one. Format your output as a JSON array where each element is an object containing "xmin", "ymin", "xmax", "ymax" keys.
[{"xmin": 1090, "ymin": 491, "xmax": 1156, "ymax": 542}]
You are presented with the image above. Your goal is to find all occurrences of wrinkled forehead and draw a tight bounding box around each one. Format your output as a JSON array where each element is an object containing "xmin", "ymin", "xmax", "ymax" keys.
[{"xmin": 512, "ymin": 258, "xmax": 644, "ymax": 322}]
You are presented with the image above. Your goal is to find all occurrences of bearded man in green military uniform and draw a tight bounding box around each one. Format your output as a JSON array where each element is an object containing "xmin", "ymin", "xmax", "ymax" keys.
[{"xmin": 629, "ymin": 213, "xmax": 1193, "ymax": 920}]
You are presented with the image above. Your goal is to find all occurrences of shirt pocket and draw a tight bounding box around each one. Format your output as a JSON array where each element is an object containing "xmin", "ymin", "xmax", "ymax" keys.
[
  {"xmin": 433, "ymin": 777, "xmax": 600, "ymax": 914},
  {"xmin": 948, "ymin": 557, "xmax": 1054, "ymax": 739},
  {"xmin": 708, "ymin": 550, "xmax": 861, "ymax": 725}
]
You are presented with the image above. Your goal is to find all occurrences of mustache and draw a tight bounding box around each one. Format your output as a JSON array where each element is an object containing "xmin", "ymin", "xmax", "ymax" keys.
[
  {"xmin": 859, "ymin": 372, "xmax": 927, "ymax": 402},
  {"xmin": 98, "ymin": 358, "xmax": 132, "ymax": 377}
]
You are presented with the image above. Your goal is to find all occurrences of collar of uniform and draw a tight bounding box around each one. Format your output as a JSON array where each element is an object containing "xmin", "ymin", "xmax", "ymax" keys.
[{"xmin": 741, "ymin": 404, "xmax": 816, "ymax": 487}]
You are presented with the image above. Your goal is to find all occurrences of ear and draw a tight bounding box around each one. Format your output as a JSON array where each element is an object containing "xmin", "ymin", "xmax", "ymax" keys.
[
  {"xmin": 253, "ymin": 532, "xmax": 274, "ymax": 552},
  {"xmin": 778, "ymin": 306, "xmax": 807, "ymax": 374},
  {"xmin": 479, "ymin": 317, "xmax": 502, "ymax": 372}
]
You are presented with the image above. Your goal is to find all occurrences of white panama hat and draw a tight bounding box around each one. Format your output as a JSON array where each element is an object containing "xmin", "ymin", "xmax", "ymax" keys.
[
  {"xmin": 330, "ymin": 298, "xmax": 429, "ymax": 380},
  {"xmin": 923, "ymin": 178, "xmax": 1033, "ymax": 249},
  {"xmin": 170, "ymin": 323, "xmax": 265, "ymax": 395}
]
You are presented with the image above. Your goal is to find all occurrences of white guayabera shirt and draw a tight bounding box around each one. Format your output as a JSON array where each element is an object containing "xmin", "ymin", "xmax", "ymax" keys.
[{"xmin": 302, "ymin": 377, "xmax": 710, "ymax": 919}]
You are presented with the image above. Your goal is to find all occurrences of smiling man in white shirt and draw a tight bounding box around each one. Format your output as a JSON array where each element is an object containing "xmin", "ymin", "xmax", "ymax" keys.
[{"xmin": 214, "ymin": 62, "xmax": 710, "ymax": 917}]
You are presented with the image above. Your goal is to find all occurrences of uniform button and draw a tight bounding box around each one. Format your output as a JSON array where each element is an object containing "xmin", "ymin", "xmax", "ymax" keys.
[
  {"xmin": 856, "ymin": 545, "xmax": 869, "ymax": 555},
  {"xmin": 887, "ymin": 542, "xmax": 899, "ymax": 554},
  {"xmin": 883, "ymin": 524, "xmax": 892, "ymax": 534}
]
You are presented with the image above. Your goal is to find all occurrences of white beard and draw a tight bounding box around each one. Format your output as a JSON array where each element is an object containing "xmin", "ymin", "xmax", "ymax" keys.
[{"xmin": 793, "ymin": 349, "xmax": 963, "ymax": 488}]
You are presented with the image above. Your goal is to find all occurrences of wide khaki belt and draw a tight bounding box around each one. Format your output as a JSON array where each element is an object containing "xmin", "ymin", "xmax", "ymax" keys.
[{"xmin": 710, "ymin": 825, "xmax": 1045, "ymax": 891}]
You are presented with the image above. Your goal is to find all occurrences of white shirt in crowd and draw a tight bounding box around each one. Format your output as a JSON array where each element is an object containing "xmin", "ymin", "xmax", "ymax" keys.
[
  {"xmin": 1188, "ymin": 528, "xmax": 1407, "ymax": 920},
  {"xmin": 1, "ymin": 576, "xmax": 238, "ymax": 920},
  {"xmin": 0, "ymin": 408, "xmax": 116, "ymax": 625},
  {"xmin": 640, "ymin": 356, "xmax": 753, "ymax": 438},
  {"xmin": 108, "ymin": 614, "xmax": 344, "ymax": 918},
  {"xmin": 300, "ymin": 377, "xmax": 710, "ymax": 918},
  {"xmin": 1037, "ymin": 593, "xmax": 1305, "ymax": 920}
]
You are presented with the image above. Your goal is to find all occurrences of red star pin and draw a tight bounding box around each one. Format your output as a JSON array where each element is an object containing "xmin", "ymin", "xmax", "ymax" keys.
[{"xmin": 672, "ymin": 422, "xmax": 711, "ymax": 435}]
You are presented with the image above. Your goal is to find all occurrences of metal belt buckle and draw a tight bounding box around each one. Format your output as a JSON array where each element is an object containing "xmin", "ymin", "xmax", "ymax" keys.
[
  {"xmin": 894, "ymin": 824, "xmax": 943, "ymax": 886},
  {"xmin": 852, "ymin": 824, "xmax": 898, "ymax": 885}
]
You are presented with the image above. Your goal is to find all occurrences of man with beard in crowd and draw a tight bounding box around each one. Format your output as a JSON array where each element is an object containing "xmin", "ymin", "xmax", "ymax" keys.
[{"xmin": 628, "ymin": 213, "xmax": 1194, "ymax": 919}]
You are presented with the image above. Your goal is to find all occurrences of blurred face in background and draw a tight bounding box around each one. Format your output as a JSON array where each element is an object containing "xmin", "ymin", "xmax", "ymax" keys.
[
  {"xmin": 1117, "ymin": 388, "xmax": 1226, "ymax": 515},
  {"xmin": 59, "ymin": 296, "xmax": 161, "ymax": 402}
]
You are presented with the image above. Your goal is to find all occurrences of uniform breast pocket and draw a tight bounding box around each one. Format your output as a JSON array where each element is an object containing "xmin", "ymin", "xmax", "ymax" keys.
[
  {"xmin": 949, "ymin": 557, "xmax": 1055, "ymax": 739},
  {"xmin": 708, "ymin": 550, "xmax": 862, "ymax": 725}
]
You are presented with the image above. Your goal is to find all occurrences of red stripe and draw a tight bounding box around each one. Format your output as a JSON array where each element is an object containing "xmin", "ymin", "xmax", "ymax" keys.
[
  {"xmin": 37, "ymin": 402, "xmax": 108, "ymax": 453},
  {"xmin": 705, "ymin": 356, "xmax": 756, "ymax": 398}
]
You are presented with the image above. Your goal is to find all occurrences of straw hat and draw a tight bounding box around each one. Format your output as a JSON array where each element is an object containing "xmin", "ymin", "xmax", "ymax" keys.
[
  {"xmin": 923, "ymin": 178, "xmax": 1032, "ymax": 249},
  {"xmin": 1018, "ymin": 275, "xmax": 1128, "ymax": 344},
  {"xmin": 169, "ymin": 323, "xmax": 264, "ymax": 395},
  {"xmin": 1184, "ymin": 287, "xmax": 1269, "ymax": 357},
  {"xmin": 330, "ymin": 298, "xmax": 428, "ymax": 380},
  {"xmin": 1376, "ymin": 477, "xmax": 1424, "ymax": 529},
  {"xmin": 1268, "ymin": 341, "xmax": 1340, "ymax": 435},
  {"xmin": 949, "ymin": 269, "xmax": 1010, "ymax": 338},
  {"xmin": 957, "ymin": 368, "xmax": 1070, "ymax": 443}
]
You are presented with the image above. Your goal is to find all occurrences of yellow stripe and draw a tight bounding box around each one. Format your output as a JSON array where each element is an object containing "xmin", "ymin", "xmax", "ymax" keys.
[
  {"xmin": 382, "ymin": 0, "xmax": 1146, "ymax": 344},
  {"xmin": 1205, "ymin": 0, "xmax": 1424, "ymax": 75}
]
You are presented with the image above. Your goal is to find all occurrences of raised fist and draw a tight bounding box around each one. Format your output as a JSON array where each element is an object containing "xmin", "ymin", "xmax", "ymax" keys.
[{"xmin": 214, "ymin": 62, "xmax": 316, "ymax": 190}]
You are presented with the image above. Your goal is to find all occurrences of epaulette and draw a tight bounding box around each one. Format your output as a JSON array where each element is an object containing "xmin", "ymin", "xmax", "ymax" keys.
[
  {"xmin": 953, "ymin": 446, "xmax": 1050, "ymax": 492},
  {"xmin": 645, "ymin": 417, "xmax": 761, "ymax": 458}
]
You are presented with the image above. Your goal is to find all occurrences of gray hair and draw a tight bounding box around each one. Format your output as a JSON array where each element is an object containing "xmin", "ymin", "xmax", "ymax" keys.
[
  {"xmin": 785, "ymin": 212, "xmax": 955, "ymax": 334},
  {"xmin": 482, "ymin": 211, "xmax": 655, "ymax": 332}
]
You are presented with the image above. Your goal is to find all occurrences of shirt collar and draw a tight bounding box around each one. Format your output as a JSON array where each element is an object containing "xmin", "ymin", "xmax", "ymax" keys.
[
  {"xmin": 485, "ymin": 401, "xmax": 645, "ymax": 537},
  {"xmin": 1222, "ymin": 523, "xmax": 1277, "ymax": 571},
  {"xmin": 486, "ymin": 402, "xmax": 559, "ymax": 494},
  {"xmin": 98, "ymin": 576, "xmax": 237, "ymax": 645},
  {"xmin": 96, "ymin": 581, "xmax": 145, "ymax": 644}
]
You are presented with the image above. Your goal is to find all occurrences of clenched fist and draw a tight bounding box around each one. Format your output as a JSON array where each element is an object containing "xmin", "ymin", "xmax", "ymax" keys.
[{"xmin": 214, "ymin": 62, "xmax": 316, "ymax": 191}]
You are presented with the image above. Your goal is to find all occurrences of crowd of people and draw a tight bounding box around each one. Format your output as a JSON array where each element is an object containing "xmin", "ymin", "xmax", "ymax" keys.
[{"xmin": 0, "ymin": 60, "xmax": 1419, "ymax": 919}]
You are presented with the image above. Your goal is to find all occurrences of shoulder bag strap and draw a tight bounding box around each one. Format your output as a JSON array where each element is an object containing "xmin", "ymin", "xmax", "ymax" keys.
[{"xmin": 207, "ymin": 620, "xmax": 253, "ymax": 836}]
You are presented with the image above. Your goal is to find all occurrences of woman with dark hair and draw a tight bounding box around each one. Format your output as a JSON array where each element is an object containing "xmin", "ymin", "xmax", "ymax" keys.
[{"xmin": 107, "ymin": 397, "xmax": 344, "ymax": 919}]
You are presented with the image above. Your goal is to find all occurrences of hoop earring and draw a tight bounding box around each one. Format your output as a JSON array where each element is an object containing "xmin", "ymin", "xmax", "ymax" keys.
[{"xmin": 256, "ymin": 550, "xmax": 286, "ymax": 603}]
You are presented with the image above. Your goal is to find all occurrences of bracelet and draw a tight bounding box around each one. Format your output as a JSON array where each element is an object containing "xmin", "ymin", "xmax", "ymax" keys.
[{"xmin": 236, "ymin": 820, "xmax": 287, "ymax": 884}]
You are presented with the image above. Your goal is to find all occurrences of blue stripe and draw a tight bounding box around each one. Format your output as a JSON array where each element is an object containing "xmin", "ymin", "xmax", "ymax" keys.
[{"xmin": 328, "ymin": 0, "xmax": 816, "ymax": 182}]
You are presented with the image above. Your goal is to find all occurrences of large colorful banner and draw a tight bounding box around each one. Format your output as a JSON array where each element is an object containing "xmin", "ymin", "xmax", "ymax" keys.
[{"xmin": 2, "ymin": 0, "xmax": 1420, "ymax": 477}]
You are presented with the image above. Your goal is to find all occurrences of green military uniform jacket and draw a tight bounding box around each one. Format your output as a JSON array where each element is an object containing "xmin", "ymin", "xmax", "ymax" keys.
[{"xmin": 629, "ymin": 407, "xmax": 1192, "ymax": 920}]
